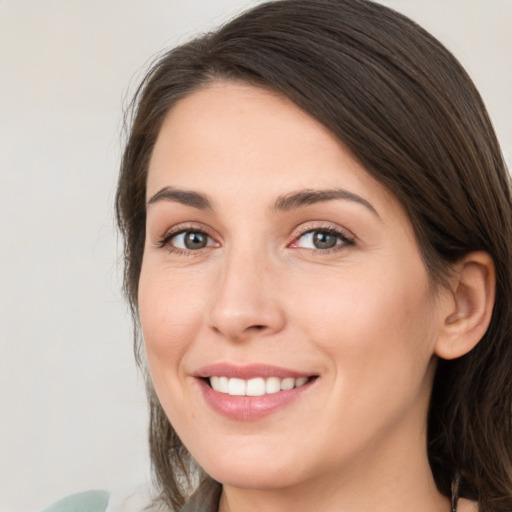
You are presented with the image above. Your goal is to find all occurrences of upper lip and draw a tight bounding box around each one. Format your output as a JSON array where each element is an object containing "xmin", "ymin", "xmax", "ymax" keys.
[{"xmin": 194, "ymin": 363, "xmax": 314, "ymax": 380}]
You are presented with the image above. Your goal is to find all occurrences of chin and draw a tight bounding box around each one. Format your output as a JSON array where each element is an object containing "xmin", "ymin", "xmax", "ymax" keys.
[
  {"xmin": 208, "ymin": 466, "xmax": 300, "ymax": 491},
  {"xmin": 198, "ymin": 449, "xmax": 305, "ymax": 490}
]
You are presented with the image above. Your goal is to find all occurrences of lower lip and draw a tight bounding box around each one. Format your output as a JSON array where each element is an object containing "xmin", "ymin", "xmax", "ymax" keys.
[{"xmin": 196, "ymin": 378, "xmax": 315, "ymax": 421}]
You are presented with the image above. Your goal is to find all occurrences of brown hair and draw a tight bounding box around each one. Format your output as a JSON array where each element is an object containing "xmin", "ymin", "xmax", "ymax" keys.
[{"xmin": 116, "ymin": 0, "xmax": 512, "ymax": 510}]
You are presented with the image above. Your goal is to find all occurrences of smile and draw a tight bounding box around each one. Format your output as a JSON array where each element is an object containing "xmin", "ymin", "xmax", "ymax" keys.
[
  {"xmin": 209, "ymin": 376, "xmax": 310, "ymax": 396},
  {"xmin": 195, "ymin": 364, "xmax": 318, "ymax": 420}
]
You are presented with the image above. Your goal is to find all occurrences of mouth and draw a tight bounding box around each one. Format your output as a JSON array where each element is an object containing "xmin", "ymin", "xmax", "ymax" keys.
[
  {"xmin": 206, "ymin": 375, "xmax": 312, "ymax": 396},
  {"xmin": 194, "ymin": 363, "xmax": 318, "ymax": 420}
]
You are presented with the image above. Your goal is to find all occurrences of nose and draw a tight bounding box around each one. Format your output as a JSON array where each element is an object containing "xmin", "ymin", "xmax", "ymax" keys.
[{"xmin": 207, "ymin": 248, "xmax": 286, "ymax": 342}]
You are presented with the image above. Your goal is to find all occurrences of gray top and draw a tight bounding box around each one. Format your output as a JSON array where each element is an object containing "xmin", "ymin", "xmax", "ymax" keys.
[
  {"xmin": 41, "ymin": 490, "xmax": 110, "ymax": 512},
  {"xmin": 40, "ymin": 481, "xmax": 221, "ymax": 512}
]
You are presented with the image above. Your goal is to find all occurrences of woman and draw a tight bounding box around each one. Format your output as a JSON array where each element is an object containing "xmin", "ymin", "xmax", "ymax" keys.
[{"xmin": 47, "ymin": 0, "xmax": 512, "ymax": 510}]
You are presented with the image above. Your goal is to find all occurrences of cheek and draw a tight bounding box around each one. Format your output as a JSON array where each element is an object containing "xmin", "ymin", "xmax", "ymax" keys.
[
  {"xmin": 291, "ymin": 260, "xmax": 438, "ymax": 389},
  {"xmin": 290, "ymin": 268, "xmax": 438, "ymax": 458},
  {"xmin": 138, "ymin": 265, "xmax": 207, "ymax": 382}
]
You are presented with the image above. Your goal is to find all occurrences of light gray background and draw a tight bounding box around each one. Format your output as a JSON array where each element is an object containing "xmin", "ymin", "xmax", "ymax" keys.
[{"xmin": 1, "ymin": 1, "xmax": 510, "ymax": 511}]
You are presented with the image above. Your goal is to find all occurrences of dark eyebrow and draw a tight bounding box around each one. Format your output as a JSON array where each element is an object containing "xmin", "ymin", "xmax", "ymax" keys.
[
  {"xmin": 147, "ymin": 186, "xmax": 212, "ymax": 210},
  {"xmin": 147, "ymin": 186, "xmax": 378, "ymax": 217},
  {"xmin": 273, "ymin": 188, "xmax": 380, "ymax": 217}
]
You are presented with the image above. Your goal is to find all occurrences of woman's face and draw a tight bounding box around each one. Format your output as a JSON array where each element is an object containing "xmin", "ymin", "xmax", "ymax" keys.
[{"xmin": 139, "ymin": 82, "xmax": 448, "ymax": 491}]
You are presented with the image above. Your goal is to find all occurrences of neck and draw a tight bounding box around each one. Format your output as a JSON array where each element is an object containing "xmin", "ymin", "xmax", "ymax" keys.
[{"xmin": 218, "ymin": 423, "xmax": 449, "ymax": 512}]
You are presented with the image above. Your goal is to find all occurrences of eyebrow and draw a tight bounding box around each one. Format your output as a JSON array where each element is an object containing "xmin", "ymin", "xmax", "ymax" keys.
[
  {"xmin": 147, "ymin": 187, "xmax": 212, "ymax": 209},
  {"xmin": 273, "ymin": 188, "xmax": 379, "ymax": 217},
  {"xmin": 147, "ymin": 186, "xmax": 379, "ymax": 217}
]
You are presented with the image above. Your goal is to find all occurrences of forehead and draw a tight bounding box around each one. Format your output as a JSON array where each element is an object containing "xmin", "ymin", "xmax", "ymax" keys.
[
  {"xmin": 149, "ymin": 82, "xmax": 342, "ymax": 176},
  {"xmin": 147, "ymin": 81, "xmax": 397, "ymax": 214}
]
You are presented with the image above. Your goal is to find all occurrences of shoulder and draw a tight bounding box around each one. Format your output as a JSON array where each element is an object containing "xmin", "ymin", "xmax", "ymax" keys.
[{"xmin": 40, "ymin": 490, "xmax": 110, "ymax": 512}]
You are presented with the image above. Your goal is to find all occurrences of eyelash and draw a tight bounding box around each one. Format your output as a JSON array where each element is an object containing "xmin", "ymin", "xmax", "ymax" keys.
[
  {"xmin": 156, "ymin": 224, "xmax": 355, "ymax": 255},
  {"xmin": 289, "ymin": 225, "xmax": 355, "ymax": 254},
  {"xmin": 156, "ymin": 224, "xmax": 215, "ymax": 256}
]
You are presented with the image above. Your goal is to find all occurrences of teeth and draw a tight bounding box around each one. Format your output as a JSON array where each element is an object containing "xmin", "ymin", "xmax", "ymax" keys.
[
  {"xmin": 246, "ymin": 378, "xmax": 265, "ymax": 396},
  {"xmin": 266, "ymin": 376, "xmax": 281, "ymax": 394},
  {"xmin": 228, "ymin": 377, "xmax": 246, "ymax": 396},
  {"xmin": 295, "ymin": 377, "xmax": 308, "ymax": 387},
  {"xmin": 209, "ymin": 376, "xmax": 311, "ymax": 396},
  {"xmin": 280, "ymin": 377, "xmax": 295, "ymax": 390},
  {"xmin": 219, "ymin": 376, "xmax": 229, "ymax": 393}
]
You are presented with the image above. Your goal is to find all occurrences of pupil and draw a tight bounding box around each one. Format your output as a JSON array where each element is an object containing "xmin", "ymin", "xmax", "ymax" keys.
[
  {"xmin": 185, "ymin": 232, "xmax": 207, "ymax": 249},
  {"xmin": 313, "ymin": 231, "xmax": 337, "ymax": 249}
]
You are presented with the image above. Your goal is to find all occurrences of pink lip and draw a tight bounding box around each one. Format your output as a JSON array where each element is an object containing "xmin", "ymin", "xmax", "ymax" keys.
[
  {"xmin": 195, "ymin": 362, "xmax": 312, "ymax": 379},
  {"xmin": 193, "ymin": 363, "xmax": 317, "ymax": 421}
]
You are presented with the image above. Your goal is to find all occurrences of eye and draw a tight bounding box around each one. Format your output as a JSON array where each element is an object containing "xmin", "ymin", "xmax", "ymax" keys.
[
  {"xmin": 163, "ymin": 230, "xmax": 217, "ymax": 251},
  {"xmin": 291, "ymin": 228, "xmax": 353, "ymax": 250}
]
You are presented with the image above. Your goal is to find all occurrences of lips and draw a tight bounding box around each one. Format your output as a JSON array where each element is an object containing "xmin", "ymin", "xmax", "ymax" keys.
[
  {"xmin": 195, "ymin": 362, "xmax": 313, "ymax": 379},
  {"xmin": 194, "ymin": 363, "xmax": 317, "ymax": 420}
]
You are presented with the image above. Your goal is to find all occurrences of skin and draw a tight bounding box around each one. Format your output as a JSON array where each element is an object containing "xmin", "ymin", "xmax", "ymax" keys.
[{"xmin": 139, "ymin": 82, "xmax": 484, "ymax": 512}]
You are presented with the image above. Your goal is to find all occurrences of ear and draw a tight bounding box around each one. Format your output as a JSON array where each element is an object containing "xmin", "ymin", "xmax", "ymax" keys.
[{"xmin": 435, "ymin": 251, "xmax": 495, "ymax": 360}]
